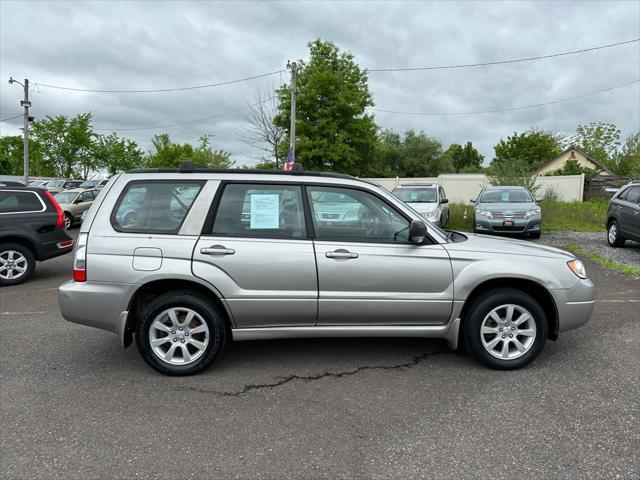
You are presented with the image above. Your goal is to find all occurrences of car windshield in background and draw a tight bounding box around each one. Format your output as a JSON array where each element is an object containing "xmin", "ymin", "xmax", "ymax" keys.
[
  {"xmin": 80, "ymin": 181, "xmax": 98, "ymax": 188},
  {"xmin": 54, "ymin": 192, "xmax": 79, "ymax": 204},
  {"xmin": 47, "ymin": 180, "xmax": 65, "ymax": 188},
  {"xmin": 480, "ymin": 189, "xmax": 533, "ymax": 203},
  {"xmin": 393, "ymin": 188, "xmax": 437, "ymax": 203}
]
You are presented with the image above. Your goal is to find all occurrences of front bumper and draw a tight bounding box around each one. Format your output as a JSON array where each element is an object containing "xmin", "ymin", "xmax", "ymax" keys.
[
  {"xmin": 475, "ymin": 214, "xmax": 541, "ymax": 235},
  {"xmin": 552, "ymin": 277, "xmax": 596, "ymax": 333}
]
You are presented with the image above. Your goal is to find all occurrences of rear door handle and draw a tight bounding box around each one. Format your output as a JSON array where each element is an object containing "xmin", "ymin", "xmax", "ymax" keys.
[
  {"xmin": 200, "ymin": 245, "xmax": 235, "ymax": 256},
  {"xmin": 326, "ymin": 249, "xmax": 359, "ymax": 259}
]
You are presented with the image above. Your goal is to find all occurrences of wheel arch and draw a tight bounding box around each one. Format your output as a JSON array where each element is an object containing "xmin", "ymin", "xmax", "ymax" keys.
[
  {"xmin": 458, "ymin": 277, "xmax": 559, "ymax": 343},
  {"xmin": 0, "ymin": 235, "xmax": 39, "ymax": 259},
  {"xmin": 123, "ymin": 278, "xmax": 234, "ymax": 349}
]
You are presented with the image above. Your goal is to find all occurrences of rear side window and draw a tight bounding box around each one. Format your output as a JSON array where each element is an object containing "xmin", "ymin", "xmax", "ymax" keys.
[
  {"xmin": 112, "ymin": 181, "xmax": 203, "ymax": 233},
  {"xmin": 210, "ymin": 184, "xmax": 306, "ymax": 239},
  {"xmin": 0, "ymin": 190, "xmax": 45, "ymax": 214}
]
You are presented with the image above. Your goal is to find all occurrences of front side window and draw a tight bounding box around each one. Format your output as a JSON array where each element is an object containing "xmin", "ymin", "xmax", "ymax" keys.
[
  {"xmin": 112, "ymin": 181, "xmax": 203, "ymax": 233},
  {"xmin": 211, "ymin": 184, "xmax": 306, "ymax": 239},
  {"xmin": 0, "ymin": 191, "xmax": 45, "ymax": 213},
  {"xmin": 623, "ymin": 186, "xmax": 640, "ymax": 203},
  {"xmin": 81, "ymin": 190, "xmax": 96, "ymax": 202},
  {"xmin": 307, "ymin": 186, "xmax": 410, "ymax": 243}
]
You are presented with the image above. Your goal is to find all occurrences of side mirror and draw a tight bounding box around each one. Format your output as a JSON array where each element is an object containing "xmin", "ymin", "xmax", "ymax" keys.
[
  {"xmin": 470, "ymin": 199, "xmax": 476, "ymax": 204},
  {"xmin": 535, "ymin": 196, "xmax": 543, "ymax": 203},
  {"xmin": 440, "ymin": 198, "xmax": 449, "ymax": 204},
  {"xmin": 74, "ymin": 198, "xmax": 83, "ymax": 204},
  {"xmin": 410, "ymin": 220, "xmax": 428, "ymax": 244}
]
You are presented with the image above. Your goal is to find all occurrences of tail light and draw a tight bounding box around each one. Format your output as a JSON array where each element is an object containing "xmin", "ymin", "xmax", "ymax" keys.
[
  {"xmin": 43, "ymin": 190, "xmax": 64, "ymax": 229},
  {"xmin": 73, "ymin": 233, "xmax": 88, "ymax": 282}
]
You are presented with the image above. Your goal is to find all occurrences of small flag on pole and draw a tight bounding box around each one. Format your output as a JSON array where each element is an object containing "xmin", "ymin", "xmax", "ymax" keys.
[{"xmin": 283, "ymin": 148, "xmax": 294, "ymax": 172}]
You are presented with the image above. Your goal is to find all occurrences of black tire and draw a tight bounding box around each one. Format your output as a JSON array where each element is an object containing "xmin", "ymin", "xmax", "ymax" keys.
[
  {"xmin": 530, "ymin": 231, "xmax": 541, "ymax": 239},
  {"xmin": 135, "ymin": 291, "xmax": 227, "ymax": 376},
  {"xmin": 0, "ymin": 242, "xmax": 36, "ymax": 286},
  {"xmin": 607, "ymin": 220, "xmax": 625, "ymax": 247},
  {"xmin": 462, "ymin": 288, "xmax": 547, "ymax": 370},
  {"xmin": 123, "ymin": 211, "xmax": 137, "ymax": 226},
  {"xmin": 64, "ymin": 212, "xmax": 73, "ymax": 230}
]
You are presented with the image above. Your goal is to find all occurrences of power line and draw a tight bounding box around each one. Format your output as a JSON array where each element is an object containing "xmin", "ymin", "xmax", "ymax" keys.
[
  {"xmin": 95, "ymin": 95, "xmax": 278, "ymax": 132},
  {"xmin": 34, "ymin": 70, "xmax": 284, "ymax": 93},
  {"xmin": 1, "ymin": 114, "xmax": 23, "ymax": 122},
  {"xmin": 367, "ymin": 38, "xmax": 640, "ymax": 72},
  {"xmin": 369, "ymin": 79, "xmax": 639, "ymax": 116}
]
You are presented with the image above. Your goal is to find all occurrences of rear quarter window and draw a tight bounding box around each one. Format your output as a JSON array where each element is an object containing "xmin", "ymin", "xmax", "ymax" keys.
[
  {"xmin": 0, "ymin": 190, "xmax": 45, "ymax": 214},
  {"xmin": 111, "ymin": 181, "xmax": 204, "ymax": 233}
]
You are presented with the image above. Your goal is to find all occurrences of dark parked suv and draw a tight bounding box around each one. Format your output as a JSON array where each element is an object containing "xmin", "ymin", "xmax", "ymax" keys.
[
  {"xmin": 606, "ymin": 181, "xmax": 640, "ymax": 247},
  {"xmin": 0, "ymin": 187, "xmax": 74, "ymax": 285}
]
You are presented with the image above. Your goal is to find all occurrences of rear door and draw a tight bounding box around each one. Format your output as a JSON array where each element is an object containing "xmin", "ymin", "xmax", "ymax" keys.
[
  {"xmin": 307, "ymin": 185, "xmax": 454, "ymax": 326},
  {"xmin": 192, "ymin": 182, "xmax": 317, "ymax": 328}
]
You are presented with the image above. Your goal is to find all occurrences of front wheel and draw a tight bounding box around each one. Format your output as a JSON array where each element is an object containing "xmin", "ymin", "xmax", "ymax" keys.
[
  {"xmin": 607, "ymin": 220, "xmax": 625, "ymax": 247},
  {"xmin": 135, "ymin": 291, "xmax": 227, "ymax": 375},
  {"xmin": 462, "ymin": 289, "xmax": 547, "ymax": 370},
  {"xmin": 530, "ymin": 231, "xmax": 541, "ymax": 239}
]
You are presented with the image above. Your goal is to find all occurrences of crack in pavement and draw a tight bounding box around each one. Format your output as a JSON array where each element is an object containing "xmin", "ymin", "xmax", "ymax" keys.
[{"xmin": 174, "ymin": 350, "xmax": 448, "ymax": 397}]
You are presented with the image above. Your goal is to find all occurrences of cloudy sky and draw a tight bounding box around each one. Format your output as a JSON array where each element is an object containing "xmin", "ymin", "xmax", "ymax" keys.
[{"xmin": 1, "ymin": 0, "xmax": 639, "ymax": 167}]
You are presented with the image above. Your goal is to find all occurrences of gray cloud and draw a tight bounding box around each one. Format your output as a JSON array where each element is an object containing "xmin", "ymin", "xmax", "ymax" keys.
[{"xmin": 1, "ymin": 0, "xmax": 639, "ymax": 167}]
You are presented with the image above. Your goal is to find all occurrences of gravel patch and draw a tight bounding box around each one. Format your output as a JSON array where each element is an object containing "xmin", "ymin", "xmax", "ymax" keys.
[{"xmin": 534, "ymin": 231, "xmax": 640, "ymax": 268}]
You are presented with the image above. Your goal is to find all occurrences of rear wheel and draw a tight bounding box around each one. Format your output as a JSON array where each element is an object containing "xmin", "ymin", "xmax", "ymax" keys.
[
  {"xmin": 64, "ymin": 212, "xmax": 73, "ymax": 230},
  {"xmin": 462, "ymin": 289, "xmax": 547, "ymax": 370},
  {"xmin": 0, "ymin": 243, "xmax": 36, "ymax": 286},
  {"xmin": 607, "ymin": 220, "xmax": 625, "ymax": 247},
  {"xmin": 135, "ymin": 291, "xmax": 227, "ymax": 376}
]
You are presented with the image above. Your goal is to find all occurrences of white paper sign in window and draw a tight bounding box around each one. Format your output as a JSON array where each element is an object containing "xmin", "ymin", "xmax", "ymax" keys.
[{"xmin": 250, "ymin": 194, "xmax": 279, "ymax": 229}]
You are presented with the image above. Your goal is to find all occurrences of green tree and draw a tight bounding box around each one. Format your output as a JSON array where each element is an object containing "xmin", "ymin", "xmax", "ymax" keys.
[
  {"xmin": 30, "ymin": 113, "xmax": 96, "ymax": 178},
  {"xmin": 0, "ymin": 135, "xmax": 58, "ymax": 177},
  {"xmin": 146, "ymin": 134, "xmax": 232, "ymax": 169},
  {"xmin": 400, "ymin": 130, "xmax": 449, "ymax": 177},
  {"xmin": 443, "ymin": 142, "xmax": 484, "ymax": 172},
  {"xmin": 568, "ymin": 122, "xmax": 621, "ymax": 169},
  {"xmin": 94, "ymin": 133, "xmax": 144, "ymax": 175},
  {"xmin": 492, "ymin": 128, "xmax": 563, "ymax": 173},
  {"xmin": 614, "ymin": 132, "xmax": 640, "ymax": 177},
  {"xmin": 275, "ymin": 39, "xmax": 379, "ymax": 176},
  {"xmin": 489, "ymin": 159, "xmax": 541, "ymax": 197},
  {"xmin": 375, "ymin": 129, "xmax": 404, "ymax": 176}
]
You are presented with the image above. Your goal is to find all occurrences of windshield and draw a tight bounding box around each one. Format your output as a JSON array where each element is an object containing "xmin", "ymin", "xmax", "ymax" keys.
[
  {"xmin": 480, "ymin": 189, "xmax": 533, "ymax": 203},
  {"xmin": 47, "ymin": 180, "xmax": 65, "ymax": 188},
  {"xmin": 80, "ymin": 180, "xmax": 97, "ymax": 188},
  {"xmin": 54, "ymin": 191, "xmax": 79, "ymax": 204},
  {"xmin": 393, "ymin": 187, "xmax": 438, "ymax": 203}
]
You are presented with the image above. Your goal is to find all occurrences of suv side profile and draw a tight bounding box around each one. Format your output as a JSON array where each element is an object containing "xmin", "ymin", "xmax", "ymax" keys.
[
  {"xmin": 606, "ymin": 181, "xmax": 640, "ymax": 247},
  {"xmin": 1, "ymin": 187, "xmax": 73, "ymax": 285},
  {"xmin": 59, "ymin": 165, "xmax": 595, "ymax": 375}
]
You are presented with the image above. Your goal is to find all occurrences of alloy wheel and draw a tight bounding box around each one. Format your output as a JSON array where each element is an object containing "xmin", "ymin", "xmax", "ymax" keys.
[
  {"xmin": 608, "ymin": 223, "xmax": 617, "ymax": 244},
  {"xmin": 0, "ymin": 250, "xmax": 28, "ymax": 280},
  {"xmin": 148, "ymin": 307, "xmax": 210, "ymax": 365},
  {"xmin": 480, "ymin": 304, "xmax": 537, "ymax": 360},
  {"xmin": 64, "ymin": 215, "xmax": 72, "ymax": 229}
]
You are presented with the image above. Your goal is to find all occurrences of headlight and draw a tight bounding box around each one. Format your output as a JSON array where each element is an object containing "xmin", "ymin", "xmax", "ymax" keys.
[
  {"xmin": 423, "ymin": 210, "xmax": 438, "ymax": 219},
  {"xmin": 524, "ymin": 208, "xmax": 541, "ymax": 219},
  {"xmin": 567, "ymin": 259, "xmax": 587, "ymax": 279},
  {"xmin": 476, "ymin": 209, "xmax": 493, "ymax": 219}
]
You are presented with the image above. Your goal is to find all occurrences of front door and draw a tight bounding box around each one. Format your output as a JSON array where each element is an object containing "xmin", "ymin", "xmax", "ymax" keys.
[
  {"xmin": 306, "ymin": 185, "xmax": 454, "ymax": 326},
  {"xmin": 192, "ymin": 183, "xmax": 317, "ymax": 328}
]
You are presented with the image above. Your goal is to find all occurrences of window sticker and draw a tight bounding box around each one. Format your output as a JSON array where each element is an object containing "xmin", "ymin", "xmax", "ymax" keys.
[
  {"xmin": 250, "ymin": 194, "xmax": 279, "ymax": 229},
  {"xmin": 410, "ymin": 191, "xmax": 418, "ymax": 201},
  {"xmin": 501, "ymin": 191, "xmax": 509, "ymax": 201}
]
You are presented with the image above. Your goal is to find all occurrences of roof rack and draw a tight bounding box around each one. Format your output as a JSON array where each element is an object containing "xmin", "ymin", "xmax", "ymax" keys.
[{"xmin": 126, "ymin": 161, "xmax": 358, "ymax": 181}]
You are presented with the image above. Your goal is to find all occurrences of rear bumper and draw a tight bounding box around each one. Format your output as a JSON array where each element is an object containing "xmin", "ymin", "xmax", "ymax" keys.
[
  {"xmin": 38, "ymin": 230, "xmax": 73, "ymax": 261},
  {"xmin": 58, "ymin": 280, "xmax": 135, "ymax": 334},
  {"xmin": 552, "ymin": 277, "xmax": 596, "ymax": 333}
]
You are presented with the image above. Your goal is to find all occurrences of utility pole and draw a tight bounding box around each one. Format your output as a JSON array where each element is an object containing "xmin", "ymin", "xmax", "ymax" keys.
[
  {"xmin": 286, "ymin": 61, "xmax": 297, "ymax": 162},
  {"xmin": 9, "ymin": 77, "xmax": 31, "ymax": 184}
]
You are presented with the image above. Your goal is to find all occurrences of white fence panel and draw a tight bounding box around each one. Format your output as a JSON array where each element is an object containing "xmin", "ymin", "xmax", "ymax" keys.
[{"xmin": 363, "ymin": 174, "xmax": 585, "ymax": 202}]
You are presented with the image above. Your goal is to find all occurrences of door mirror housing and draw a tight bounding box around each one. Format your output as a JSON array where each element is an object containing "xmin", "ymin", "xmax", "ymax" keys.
[
  {"xmin": 410, "ymin": 220, "xmax": 428, "ymax": 243},
  {"xmin": 535, "ymin": 196, "xmax": 543, "ymax": 203},
  {"xmin": 440, "ymin": 198, "xmax": 449, "ymax": 204},
  {"xmin": 470, "ymin": 199, "xmax": 476, "ymax": 204}
]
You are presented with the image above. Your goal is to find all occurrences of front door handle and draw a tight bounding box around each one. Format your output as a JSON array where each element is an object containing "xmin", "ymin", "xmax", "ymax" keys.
[
  {"xmin": 201, "ymin": 245, "xmax": 235, "ymax": 256},
  {"xmin": 326, "ymin": 249, "xmax": 359, "ymax": 259}
]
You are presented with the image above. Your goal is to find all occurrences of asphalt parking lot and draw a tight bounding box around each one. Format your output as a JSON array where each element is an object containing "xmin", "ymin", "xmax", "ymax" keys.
[{"xmin": 1, "ymin": 234, "xmax": 639, "ymax": 479}]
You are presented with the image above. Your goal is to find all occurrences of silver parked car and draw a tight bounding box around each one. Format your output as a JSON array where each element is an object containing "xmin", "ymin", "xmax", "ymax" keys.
[
  {"xmin": 391, "ymin": 183, "xmax": 449, "ymax": 227},
  {"xmin": 472, "ymin": 186, "xmax": 542, "ymax": 238},
  {"xmin": 54, "ymin": 188, "xmax": 98, "ymax": 229},
  {"xmin": 59, "ymin": 164, "xmax": 594, "ymax": 375}
]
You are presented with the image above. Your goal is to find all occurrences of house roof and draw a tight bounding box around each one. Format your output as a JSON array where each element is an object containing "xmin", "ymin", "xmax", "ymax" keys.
[{"xmin": 537, "ymin": 145, "xmax": 615, "ymax": 175}]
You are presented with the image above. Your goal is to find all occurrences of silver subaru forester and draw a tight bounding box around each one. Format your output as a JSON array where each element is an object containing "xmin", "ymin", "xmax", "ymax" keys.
[{"xmin": 58, "ymin": 164, "xmax": 595, "ymax": 375}]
